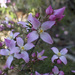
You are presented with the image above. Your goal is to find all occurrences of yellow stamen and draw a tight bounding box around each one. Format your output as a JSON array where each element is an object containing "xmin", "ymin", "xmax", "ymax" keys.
[
  {"xmin": 57, "ymin": 52, "xmax": 61, "ymax": 57},
  {"xmin": 21, "ymin": 46, "xmax": 24, "ymax": 50},
  {"xmin": 38, "ymin": 55, "xmax": 41, "ymax": 58},
  {"xmin": 9, "ymin": 36, "xmax": 13, "ymax": 39},
  {"xmin": 9, "ymin": 52, "xmax": 10, "ymax": 55},
  {"xmin": 29, "ymin": 23, "xmax": 31, "ymax": 26},
  {"xmin": 38, "ymin": 28, "xmax": 43, "ymax": 34}
]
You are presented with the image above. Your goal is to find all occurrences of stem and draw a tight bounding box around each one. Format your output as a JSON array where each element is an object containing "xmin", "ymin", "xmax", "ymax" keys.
[
  {"xmin": 21, "ymin": 37, "xmax": 40, "ymax": 71},
  {"xmin": 30, "ymin": 37, "xmax": 40, "ymax": 56},
  {"xmin": 21, "ymin": 63, "xmax": 26, "ymax": 71}
]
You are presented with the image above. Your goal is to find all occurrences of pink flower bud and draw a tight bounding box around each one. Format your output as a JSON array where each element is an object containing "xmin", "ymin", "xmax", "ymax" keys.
[
  {"xmin": 46, "ymin": 5, "xmax": 53, "ymax": 15},
  {"xmin": 49, "ymin": 15, "xmax": 56, "ymax": 21},
  {"xmin": 35, "ymin": 13, "xmax": 40, "ymax": 18},
  {"xmin": 10, "ymin": 66, "xmax": 14, "ymax": 69},
  {"xmin": 32, "ymin": 52, "xmax": 36, "ymax": 57},
  {"xmin": 57, "ymin": 59, "xmax": 62, "ymax": 64}
]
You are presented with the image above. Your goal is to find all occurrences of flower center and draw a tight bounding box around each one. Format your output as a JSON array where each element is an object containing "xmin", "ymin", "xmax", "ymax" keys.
[
  {"xmin": 8, "ymin": 52, "xmax": 10, "ymax": 56},
  {"xmin": 28, "ymin": 23, "xmax": 31, "ymax": 26},
  {"xmin": 21, "ymin": 46, "xmax": 24, "ymax": 50},
  {"xmin": 38, "ymin": 28, "xmax": 43, "ymax": 34},
  {"xmin": 9, "ymin": 36, "xmax": 13, "ymax": 39},
  {"xmin": 57, "ymin": 52, "xmax": 61, "ymax": 57},
  {"xmin": 38, "ymin": 55, "xmax": 41, "ymax": 58}
]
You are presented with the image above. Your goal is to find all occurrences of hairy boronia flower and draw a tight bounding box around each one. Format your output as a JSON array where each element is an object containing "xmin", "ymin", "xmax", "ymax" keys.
[
  {"xmin": 27, "ymin": 14, "xmax": 55, "ymax": 44},
  {"xmin": 46, "ymin": 5, "xmax": 65, "ymax": 21},
  {"xmin": 16, "ymin": 37, "xmax": 35, "ymax": 63},
  {"xmin": 7, "ymin": 31, "xmax": 19, "ymax": 40},
  {"xmin": 37, "ymin": 50, "xmax": 47, "ymax": 60},
  {"xmin": 51, "ymin": 47, "xmax": 68, "ymax": 65},
  {"xmin": 0, "ymin": 40, "xmax": 20, "ymax": 68},
  {"xmin": 50, "ymin": 66, "xmax": 64, "ymax": 75}
]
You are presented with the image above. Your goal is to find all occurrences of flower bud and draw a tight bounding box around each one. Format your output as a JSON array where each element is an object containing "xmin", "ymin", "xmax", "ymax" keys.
[{"xmin": 46, "ymin": 5, "xmax": 53, "ymax": 15}]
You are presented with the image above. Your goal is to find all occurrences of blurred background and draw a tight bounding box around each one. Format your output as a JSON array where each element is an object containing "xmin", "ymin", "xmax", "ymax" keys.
[{"xmin": 0, "ymin": 0, "xmax": 75, "ymax": 75}]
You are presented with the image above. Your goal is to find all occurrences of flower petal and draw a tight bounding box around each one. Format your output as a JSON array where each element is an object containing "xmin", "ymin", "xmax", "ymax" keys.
[
  {"xmin": 59, "ymin": 56, "xmax": 67, "ymax": 65},
  {"xmin": 54, "ymin": 7, "xmax": 65, "ymax": 18},
  {"xmin": 43, "ymin": 73, "xmax": 49, "ymax": 75},
  {"xmin": 60, "ymin": 48, "xmax": 68, "ymax": 55},
  {"xmin": 9, "ymin": 40, "xmax": 16, "ymax": 50},
  {"xmin": 71, "ymin": 70, "xmax": 75, "ymax": 73},
  {"xmin": 52, "ymin": 66, "xmax": 59, "ymax": 74},
  {"xmin": 46, "ymin": 5, "xmax": 53, "ymax": 15},
  {"xmin": 37, "ymin": 50, "xmax": 45, "ymax": 56},
  {"xmin": 10, "ymin": 47, "xmax": 20, "ymax": 54},
  {"xmin": 35, "ymin": 71, "xmax": 41, "ymax": 75},
  {"xmin": 32, "ymin": 17, "xmax": 41, "ymax": 29},
  {"xmin": 21, "ymin": 51, "xmax": 29, "ymax": 63},
  {"xmin": 40, "ymin": 32, "xmax": 53, "ymax": 44},
  {"xmin": 41, "ymin": 21, "xmax": 55, "ymax": 30},
  {"xmin": 16, "ymin": 37, "xmax": 24, "ymax": 47},
  {"xmin": 27, "ymin": 31, "xmax": 39, "ymax": 43},
  {"xmin": 14, "ymin": 32, "xmax": 20, "ymax": 38},
  {"xmin": 17, "ymin": 21, "xmax": 27, "ymax": 28},
  {"xmin": 38, "ymin": 56, "xmax": 47, "ymax": 60},
  {"xmin": 14, "ymin": 53, "xmax": 23, "ymax": 59},
  {"xmin": 59, "ymin": 71, "xmax": 64, "ymax": 75},
  {"xmin": 10, "ymin": 31, "xmax": 13, "ymax": 37},
  {"xmin": 51, "ymin": 55, "xmax": 58, "ymax": 63},
  {"xmin": 24, "ymin": 43, "xmax": 35, "ymax": 50},
  {"xmin": 28, "ymin": 13, "xmax": 40, "ymax": 29},
  {"xmin": 51, "ymin": 47, "xmax": 59, "ymax": 54},
  {"xmin": 5, "ymin": 39, "xmax": 11, "ymax": 47},
  {"xmin": 6, "ymin": 56, "xmax": 13, "ymax": 68},
  {"xmin": 0, "ymin": 49, "xmax": 9, "ymax": 56}
]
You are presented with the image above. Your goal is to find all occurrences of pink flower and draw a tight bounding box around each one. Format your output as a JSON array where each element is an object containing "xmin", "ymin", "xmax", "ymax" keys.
[
  {"xmin": 35, "ymin": 13, "xmax": 40, "ymax": 18},
  {"xmin": 37, "ymin": 50, "xmax": 47, "ymax": 60},
  {"xmin": 27, "ymin": 14, "xmax": 55, "ymax": 44},
  {"xmin": 71, "ymin": 70, "xmax": 75, "ymax": 73},
  {"xmin": 51, "ymin": 47, "xmax": 68, "ymax": 65},
  {"xmin": 49, "ymin": 7, "xmax": 65, "ymax": 21},
  {"xmin": 32, "ymin": 52, "xmax": 36, "ymax": 57},
  {"xmin": 46, "ymin": 5, "xmax": 53, "ymax": 15},
  {"xmin": 7, "ymin": 31, "xmax": 19, "ymax": 40},
  {"xmin": 0, "ymin": 40, "xmax": 20, "ymax": 68},
  {"xmin": 50, "ymin": 66, "xmax": 64, "ymax": 75},
  {"xmin": 35, "ymin": 71, "xmax": 41, "ymax": 75},
  {"xmin": 16, "ymin": 37, "xmax": 35, "ymax": 63}
]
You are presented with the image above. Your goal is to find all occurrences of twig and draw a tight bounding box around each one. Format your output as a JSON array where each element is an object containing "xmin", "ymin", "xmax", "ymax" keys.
[{"xmin": 21, "ymin": 37, "xmax": 40, "ymax": 71}]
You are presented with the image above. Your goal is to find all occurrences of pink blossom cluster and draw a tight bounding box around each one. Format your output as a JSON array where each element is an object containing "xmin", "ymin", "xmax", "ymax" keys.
[{"xmin": 0, "ymin": 5, "xmax": 70, "ymax": 75}]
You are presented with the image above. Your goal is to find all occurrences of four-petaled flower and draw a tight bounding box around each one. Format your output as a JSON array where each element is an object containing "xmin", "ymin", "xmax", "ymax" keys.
[
  {"xmin": 51, "ymin": 47, "xmax": 68, "ymax": 65},
  {"xmin": 50, "ymin": 66, "xmax": 64, "ymax": 75},
  {"xmin": 7, "ymin": 31, "xmax": 19, "ymax": 40},
  {"xmin": 16, "ymin": 37, "xmax": 35, "ymax": 63},
  {"xmin": 27, "ymin": 14, "xmax": 55, "ymax": 44},
  {"xmin": 0, "ymin": 39, "xmax": 20, "ymax": 68},
  {"xmin": 37, "ymin": 50, "xmax": 47, "ymax": 60}
]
